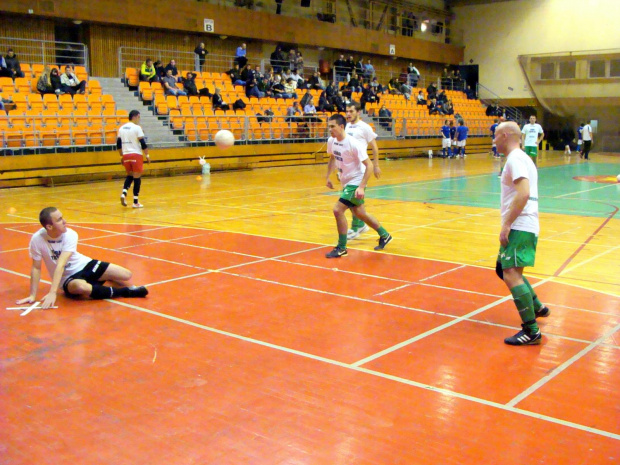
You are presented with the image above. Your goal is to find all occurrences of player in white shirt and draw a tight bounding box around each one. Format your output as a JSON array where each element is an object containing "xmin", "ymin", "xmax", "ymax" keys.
[
  {"xmin": 118, "ymin": 110, "xmax": 150, "ymax": 208},
  {"xmin": 345, "ymin": 102, "xmax": 381, "ymax": 240},
  {"xmin": 581, "ymin": 122, "xmax": 593, "ymax": 160},
  {"xmin": 494, "ymin": 122, "xmax": 550, "ymax": 346},
  {"xmin": 325, "ymin": 114, "xmax": 392, "ymax": 258},
  {"xmin": 520, "ymin": 115, "xmax": 544, "ymax": 166},
  {"xmin": 16, "ymin": 207, "xmax": 148, "ymax": 309}
]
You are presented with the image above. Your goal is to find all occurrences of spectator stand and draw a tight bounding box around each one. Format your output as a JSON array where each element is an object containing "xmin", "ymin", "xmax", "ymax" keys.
[
  {"xmin": 476, "ymin": 82, "xmax": 523, "ymax": 123},
  {"xmin": 0, "ymin": 37, "xmax": 89, "ymax": 73}
]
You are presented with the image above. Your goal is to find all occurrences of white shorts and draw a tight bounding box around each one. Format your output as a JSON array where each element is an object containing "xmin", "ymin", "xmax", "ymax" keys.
[
  {"xmin": 442, "ymin": 138, "xmax": 451, "ymax": 148},
  {"xmin": 492, "ymin": 141, "xmax": 496, "ymax": 148},
  {"xmin": 578, "ymin": 139, "xmax": 583, "ymax": 145},
  {"xmin": 456, "ymin": 140, "xmax": 466, "ymax": 148},
  {"xmin": 451, "ymin": 140, "xmax": 456, "ymax": 146}
]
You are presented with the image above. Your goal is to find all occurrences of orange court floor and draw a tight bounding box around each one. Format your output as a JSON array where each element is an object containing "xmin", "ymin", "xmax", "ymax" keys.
[{"xmin": 1, "ymin": 149, "xmax": 619, "ymax": 464}]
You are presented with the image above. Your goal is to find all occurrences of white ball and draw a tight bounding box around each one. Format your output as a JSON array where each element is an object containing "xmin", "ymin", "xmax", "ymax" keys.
[
  {"xmin": 214, "ymin": 130, "xmax": 235, "ymax": 149},
  {"xmin": 617, "ymin": 174, "xmax": 620, "ymax": 182}
]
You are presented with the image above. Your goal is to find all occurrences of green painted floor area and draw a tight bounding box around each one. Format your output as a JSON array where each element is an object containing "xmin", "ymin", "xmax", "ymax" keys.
[{"xmin": 333, "ymin": 162, "xmax": 620, "ymax": 218}]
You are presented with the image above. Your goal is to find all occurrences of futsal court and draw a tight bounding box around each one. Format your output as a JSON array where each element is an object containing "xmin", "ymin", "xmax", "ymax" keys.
[{"xmin": 1, "ymin": 150, "xmax": 619, "ymax": 464}]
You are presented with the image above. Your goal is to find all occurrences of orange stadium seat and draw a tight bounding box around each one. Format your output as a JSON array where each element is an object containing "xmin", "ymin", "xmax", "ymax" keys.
[
  {"xmin": 125, "ymin": 68, "xmax": 139, "ymax": 87},
  {"xmin": 88, "ymin": 80, "xmax": 102, "ymax": 95}
]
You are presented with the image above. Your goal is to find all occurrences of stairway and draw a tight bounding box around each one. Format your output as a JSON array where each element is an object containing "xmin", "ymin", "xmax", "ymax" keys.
[
  {"xmin": 361, "ymin": 113, "xmax": 393, "ymax": 139},
  {"xmin": 95, "ymin": 77, "xmax": 182, "ymax": 147}
]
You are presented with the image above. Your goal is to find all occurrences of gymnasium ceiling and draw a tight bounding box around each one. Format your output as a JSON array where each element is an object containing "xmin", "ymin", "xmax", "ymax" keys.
[{"xmin": 447, "ymin": 0, "xmax": 515, "ymax": 7}]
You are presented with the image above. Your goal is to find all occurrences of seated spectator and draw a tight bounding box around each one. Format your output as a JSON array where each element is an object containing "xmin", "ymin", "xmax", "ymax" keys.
[
  {"xmin": 281, "ymin": 67, "xmax": 291, "ymax": 81},
  {"xmin": 444, "ymin": 99, "xmax": 454, "ymax": 115},
  {"xmin": 360, "ymin": 83, "xmax": 379, "ymax": 111},
  {"xmin": 3, "ymin": 49, "xmax": 24, "ymax": 79},
  {"xmin": 388, "ymin": 78, "xmax": 402, "ymax": 95},
  {"xmin": 308, "ymin": 72, "xmax": 325, "ymax": 90},
  {"xmin": 317, "ymin": 90, "xmax": 334, "ymax": 112},
  {"xmin": 437, "ymin": 90, "xmax": 447, "ymax": 104},
  {"xmin": 271, "ymin": 76, "xmax": 288, "ymax": 99},
  {"xmin": 226, "ymin": 63, "xmax": 245, "ymax": 86},
  {"xmin": 340, "ymin": 81, "xmax": 352, "ymax": 100},
  {"xmin": 0, "ymin": 92, "xmax": 5, "ymax": 114},
  {"xmin": 50, "ymin": 68, "xmax": 63, "ymax": 94},
  {"xmin": 364, "ymin": 59, "xmax": 374, "ymax": 80},
  {"xmin": 370, "ymin": 77, "xmax": 384, "ymax": 94},
  {"xmin": 194, "ymin": 43, "xmax": 208, "ymax": 72},
  {"xmin": 235, "ymin": 43, "xmax": 248, "ymax": 68},
  {"xmin": 153, "ymin": 61, "xmax": 165, "ymax": 80},
  {"xmin": 378, "ymin": 104, "xmax": 392, "ymax": 130},
  {"xmin": 290, "ymin": 69, "xmax": 305, "ymax": 88},
  {"xmin": 325, "ymin": 81, "xmax": 337, "ymax": 100},
  {"xmin": 348, "ymin": 72, "xmax": 362, "ymax": 93},
  {"xmin": 164, "ymin": 60, "xmax": 180, "ymax": 82},
  {"xmin": 60, "ymin": 65, "xmax": 87, "ymax": 95},
  {"xmin": 162, "ymin": 69, "xmax": 187, "ymax": 96},
  {"xmin": 270, "ymin": 45, "xmax": 286, "ymax": 74},
  {"xmin": 36, "ymin": 66, "xmax": 56, "ymax": 95},
  {"xmin": 465, "ymin": 85, "xmax": 476, "ymax": 99},
  {"xmin": 416, "ymin": 90, "xmax": 426, "ymax": 105},
  {"xmin": 400, "ymin": 83, "xmax": 413, "ymax": 100},
  {"xmin": 140, "ymin": 59, "xmax": 158, "ymax": 83},
  {"xmin": 407, "ymin": 63, "xmax": 420, "ymax": 87},
  {"xmin": 427, "ymin": 82, "xmax": 437, "ymax": 100},
  {"xmin": 333, "ymin": 92, "xmax": 346, "ymax": 112},
  {"xmin": 304, "ymin": 100, "xmax": 317, "ymax": 114},
  {"xmin": 283, "ymin": 78, "xmax": 298, "ymax": 99},
  {"xmin": 285, "ymin": 101, "xmax": 302, "ymax": 122},
  {"xmin": 182, "ymin": 72, "xmax": 199, "ymax": 96},
  {"xmin": 245, "ymin": 70, "xmax": 265, "ymax": 99},
  {"xmin": 0, "ymin": 56, "xmax": 9, "ymax": 78},
  {"xmin": 427, "ymin": 98, "xmax": 439, "ymax": 115},
  {"xmin": 212, "ymin": 87, "xmax": 229, "ymax": 111}
]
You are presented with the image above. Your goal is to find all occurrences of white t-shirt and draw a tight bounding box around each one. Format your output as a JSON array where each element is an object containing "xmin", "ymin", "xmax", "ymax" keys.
[
  {"xmin": 501, "ymin": 148, "xmax": 539, "ymax": 235},
  {"xmin": 345, "ymin": 120, "xmax": 377, "ymax": 152},
  {"xmin": 582, "ymin": 124, "xmax": 592, "ymax": 141},
  {"xmin": 29, "ymin": 227, "xmax": 93, "ymax": 286},
  {"xmin": 118, "ymin": 122, "xmax": 145, "ymax": 155},
  {"xmin": 521, "ymin": 123, "xmax": 544, "ymax": 147},
  {"xmin": 327, "ymin": 135, "xmax": 368, "ymax": 187}
]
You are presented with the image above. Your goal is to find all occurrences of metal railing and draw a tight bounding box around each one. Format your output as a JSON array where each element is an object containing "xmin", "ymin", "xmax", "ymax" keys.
[
  {"xmin": 330, "ymin": 65, "xmax": 427, "ymax": 90},
  {"xmin": 0, "ymin": 37, "xmax": 89, "ymax": 73},
  {"xmin": 476, "ymin": 82, "xmax": 523, "ymax": 123}
]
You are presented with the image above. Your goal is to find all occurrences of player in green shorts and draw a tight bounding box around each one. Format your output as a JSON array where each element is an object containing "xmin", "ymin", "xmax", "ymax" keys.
[
  {"xmin": 325, "ymin": 114, "xmax": 392, "ymax": 258},
  {"xmin": 495, "ymin": 121, "xmax": 550, "ymax": 346},
  {"xmin": 521, "ymin": 115, "xmax": 544, "ymax": 166}
]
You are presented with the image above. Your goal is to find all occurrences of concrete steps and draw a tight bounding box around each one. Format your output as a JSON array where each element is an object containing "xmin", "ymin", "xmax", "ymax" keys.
[{"xmin": 95, "ymin": 77, "xmax": 182, "ymax": 147}]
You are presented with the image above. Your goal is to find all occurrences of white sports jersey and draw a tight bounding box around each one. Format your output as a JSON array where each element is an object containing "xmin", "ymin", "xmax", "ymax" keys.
[
  {"xmin": 345, "ymin": 119, "xmax": 377, "ymax": 152},
  {"xmin": 521, "ymin": 123, "xmax": 544, "ymax": 147},
  {"xmin": 327, "ymin": 135, "xmax": 368, "ymax": 187},
  {"xmin": 501, "ymin": 148, "xmax": 539, "ymax": 235},
  {"xmin": 118, "ymin": 122, "xmax": 145, "ymax": 155},
  {"xmin": 582, "ymin": 124, "xmax": 592, "ymax": 141},
  {"xmin": 29, "ymin": 227, "xmax": 92, "ymax": 286}
]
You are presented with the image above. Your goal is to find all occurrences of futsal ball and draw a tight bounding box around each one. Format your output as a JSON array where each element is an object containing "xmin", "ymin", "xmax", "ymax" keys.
[
  {"xmin": 214, "ymin": 130, "xmax": 235, "ymax": 149},
  {"xmin": 617, "ymin": 174, "xmax": 620, "ymax": 182}
]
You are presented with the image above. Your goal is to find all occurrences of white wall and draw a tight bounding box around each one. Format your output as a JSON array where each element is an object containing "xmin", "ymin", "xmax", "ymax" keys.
[{"xmin": 453, "ymin": 0, "xmax": 620, "ymax": 98}]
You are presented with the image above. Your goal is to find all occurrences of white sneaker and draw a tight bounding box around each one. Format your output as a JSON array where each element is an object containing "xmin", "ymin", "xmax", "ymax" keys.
[
  {"xmin": 347, "ymin": 224, "xmax": 369, "ymax": 240},
  {"xmin": 120, "ymin": 195, "xmax": 127, "ymax": 207},
  {"xmin": 132, "ymin": 203, "xmax": 144, "ymax": 208}
]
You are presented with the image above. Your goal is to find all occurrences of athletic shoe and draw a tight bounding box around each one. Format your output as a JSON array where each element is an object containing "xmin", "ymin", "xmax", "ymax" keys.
[
  {"xmin": 535, "ymin": 306, "xmax": 550, "ymax": 318},
  {"xmin": 347, "ymin": 224, "xmax": 370, "ymax": 240},
  {"xmin": 504, "ymin": 324, "xmax": 541, "ymax": 346},
  {"xmin": 120, "ymin": 194, "xmax": 127, "ymax": 207},
  {"xmin": 127, "ymin": 285, "xmax": 149, "ymax": 298},
  {"xmin": 374, "ymin": 234, "xmax": 393, "ymax": 251},
  {"xmin": 326, "ymin": 246, "xmax": 347, "ymax": 258},
  {"xmin": 133, "ymin": 203, "xmax": 144, "ymax": 208}
]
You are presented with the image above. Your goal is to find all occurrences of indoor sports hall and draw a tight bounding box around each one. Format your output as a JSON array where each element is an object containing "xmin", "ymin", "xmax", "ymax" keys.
[{"xmin": 1, "ymin": 0, "xmax": 619, "ymax": 463}]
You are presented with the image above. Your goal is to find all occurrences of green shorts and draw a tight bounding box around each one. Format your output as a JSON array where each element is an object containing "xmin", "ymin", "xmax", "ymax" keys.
[
  {"xmin": 339, "ymin": 184, "xmax": 364, "ymax": 207},
  {"xmin": 498, "ymin": 230, "xmax": 538, "ymax": 269},
  {"xmin": 524, "ymin": 146, "xmax": 538, "ymax": 158}
]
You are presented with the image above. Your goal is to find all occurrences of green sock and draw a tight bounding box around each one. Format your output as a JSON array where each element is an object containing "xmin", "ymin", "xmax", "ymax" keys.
[
  {"xmin": 351, "ymin": 215, "xmax": 365, "ymax": 230},
  {"xmin": 510, "ymin": 284, "xmax": 539, "ymax": 332},
  {"xmin": 522, "ymin": 276, "xmax": 543, "ymax": 310},
  {"xmin": 377, "ymin": 226, "xmax": 389, "ymax": 238},
  {"xmin": 338, "ymin": 234, "xmax": 347, "ymax": 249}
]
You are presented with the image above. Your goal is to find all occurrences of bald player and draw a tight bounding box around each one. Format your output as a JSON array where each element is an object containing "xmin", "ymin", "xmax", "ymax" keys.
[{"xmin": 494, "ymin": 121, "xmax": 550, "ymax": 346}]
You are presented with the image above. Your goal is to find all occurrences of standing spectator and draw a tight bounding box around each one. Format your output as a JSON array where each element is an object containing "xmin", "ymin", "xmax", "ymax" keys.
[
  {"xmin": 288, "ymin": 49, "xmax": 297, "ymax": 71},
  {"xmin": 295, "ymin": 51, "xmax": 304, "ymax": 74},
  {"xmin": 270, "ymin": 45, "xmax": 286, "ymax": 74},
  {"xmin": 346, "ymin": 56, "xmax": 356, "ymax": 77},
  {"xmin": 164, "ymin": 60, "xmax": 180, "ymax": 82},
  {"xmin": 465, "ymin": 85, "xmax": 476, "ymax": 99},
  {"xmin": 36, "ymin": 66, "xmax": 56, "ymax": 95},
  {"xmin": 4, "ymin": 49, "xmax": 24, "ymax": 79},
  {"xmin": 212, "ymin": 88, "xmax": 229, "ymax": 111},
  {"xmin": 441, "ymin": 67, "xmax": 450, "ymax": 88},
  {"xmin": 378, "ymin": 104, "xmax": 392, "ymax": 130},
  {"xmin": 355, "ymin": 57, "xmax": 365, "ymax": 78},
  {"xmin": 581, "ymin": 121, "xmax": 593, "ymax": 160},
  {"xmin": 140, "ymin": 59, "xmax": 158, "ymax": 83},
  {"xmin": 427, "ymin": 82, "xmax": 437, "ymax": 100},
  {"xmin": 194, "ymin": 43, "xmax": 208, "ymax": 72},
  {"xmin": 407, "ymin": 63, "xmax": 420, "ymax": 87},
  {"xmin": 364, "ymin": 59, "xmax": 375, "ymax": 80},
  {"xmin": 60, "ymin": 65, "xmax": 86, "ymax": 95},
  {"xmin": 521, "ymin": 115, "xmax": 544, "ymax": 166},
  {"xmin": 454, "ymin": 69, "xmax": 463, "ymax": 90},
  {"xmin": 235, "ymin": 43, "xmax": 248, "ymax": 68},
  {"xmin": 333, "ymin": 54, "xmax": 347, "ymax": 81},
  {"xmin": 162, "ymin": 69, "xmax": 187, "ymax": 96}
]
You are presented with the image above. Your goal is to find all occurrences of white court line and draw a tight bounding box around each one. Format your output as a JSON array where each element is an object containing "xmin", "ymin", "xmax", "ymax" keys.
[
  {"xmin": 106, "ymin": 297, "xmax": 620, "ymax": 441},
  {"xmin": 559, "ymin": 244, "xmax": 620, "ymax": 277},
  {"xmin": 553, "ymin": 183, "xmax": 619, "ymax": 198},
  {"xmin": 507, "ymin": 323, "xmax": 620, "ymax": 408},
  {"xmin": 0, "ymin": 247, "xmax": 29, "ymax": 254}
]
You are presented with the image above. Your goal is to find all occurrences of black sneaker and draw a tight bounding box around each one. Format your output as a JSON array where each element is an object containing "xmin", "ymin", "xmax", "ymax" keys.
[
  {"xmin": 535, "ymin": 306, "xmax": 550, "ymax": 318},
  {"xmin": 374, "ymin": 234, "xmax": 393, "ymax": 251},
  {"xmin": 504, "ymin": 324, "xmax": 541, "ymax": 346},
  {"xmin": 127, "ymin": 285, "xmax": 149, "ymax": 297},
  {"xmin": 326, "ymin": 247, "xmax": 347, "ymax": 258}
]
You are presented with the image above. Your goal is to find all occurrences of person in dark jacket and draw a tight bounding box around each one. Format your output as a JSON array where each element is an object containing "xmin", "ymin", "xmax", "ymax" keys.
[
  {"xmin": 50, "ymin": 68, "xmax": 63, "ymax": 94},
  {"xmin": 3, "ymin": 49, "xmax": 24, "ymax": 78},
  {"xmin": 182, "ymin": 72, "xmax": 199, "ymax": 96},
  {"xmin": 194, "ymin": 43, "xmax": 208, "ymax": 72},
  {"xmin": 270, "ymin": 46, "xmax": 286, "ymax": 74},
  {"xmin": 164, "ymin": 60, "xmax": 180, "ymax": 82},
  {"xmin": 212, "ymin": 88, "xmax": 230, "ymax": 111}
]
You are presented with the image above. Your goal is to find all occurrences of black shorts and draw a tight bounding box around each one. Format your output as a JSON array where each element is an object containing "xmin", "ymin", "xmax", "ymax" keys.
[{"xmin": 63, "ymin": 259, "xmax": 110, "ymax": 296}]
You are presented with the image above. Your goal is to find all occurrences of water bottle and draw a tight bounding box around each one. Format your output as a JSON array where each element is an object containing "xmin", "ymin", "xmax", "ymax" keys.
[{"xmin": 202, "ymin": 162, "xmax": 211, "ymax": 175}]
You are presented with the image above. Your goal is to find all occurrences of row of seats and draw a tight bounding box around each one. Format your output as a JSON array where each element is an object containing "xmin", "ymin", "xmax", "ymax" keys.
[
  {"xmin": 0, "ymin": 77, "xmax": 101, "ymax": 96},
  {"xmin": 2, "ymin": 124, "xmax": 119, "ymax": 149},
  {"xmin": 8, "ymin": 64, "xmax": 88, "ymax": 80},
  {"xmin": 2, "ymin": 109, "xmax": 128, "ymax": 129},
  {"xmin": 8, "ymin": 93, "xmax": 113, "ymax": 113}
]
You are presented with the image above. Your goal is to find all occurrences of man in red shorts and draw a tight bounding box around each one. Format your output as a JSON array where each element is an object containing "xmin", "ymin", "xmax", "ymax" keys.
[{"xmin": 118, "ymin": 110, "xmax": 150, "ymax": 208}]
